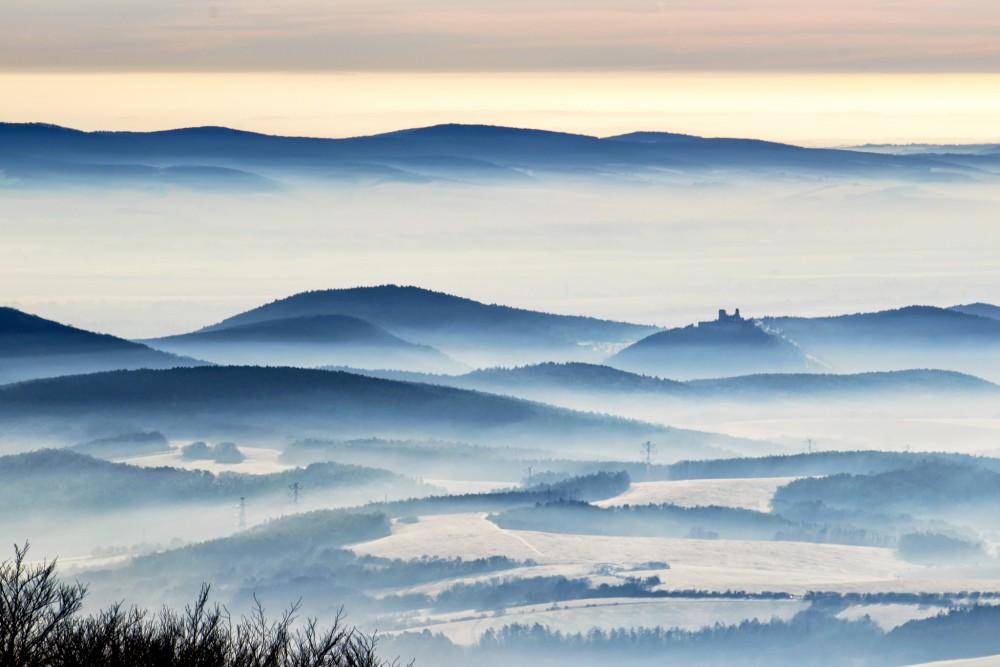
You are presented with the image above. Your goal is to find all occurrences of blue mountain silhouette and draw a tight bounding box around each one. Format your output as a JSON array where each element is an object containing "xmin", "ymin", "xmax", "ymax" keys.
[
  {"xmin": 142, "ymin": 313, "xmax": 461, "ymax": 373},
  {"xmin": 0, "ymin": 366, "xmax": 737, "ymax": 457},
  {"xmin": 0, "ymin": 307, "xmax": 203, "ymax": 384},
  {"xmin": 189, "ymin": 285, "xmax": 660, "ymax": 367},
  {"xmin": 0, "ymin": 122, "xmax": 987, "ymax": 190},
  {"xmin": 608, "ymin": 311, "xmax": 815, "ymax": 379},
  {"xmin": 949, "ymin": 302, "xmax": 1000, "ymax": 321}
]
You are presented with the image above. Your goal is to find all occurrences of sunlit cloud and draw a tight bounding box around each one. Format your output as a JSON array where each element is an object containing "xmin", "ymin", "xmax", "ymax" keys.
[
  {"xmin": 2, "ymin": 0, "xmax": 999, "ymax": 72},
  {"xmin": 3, "ymin": 71, "xmax": 1000, "ymax": 146}
]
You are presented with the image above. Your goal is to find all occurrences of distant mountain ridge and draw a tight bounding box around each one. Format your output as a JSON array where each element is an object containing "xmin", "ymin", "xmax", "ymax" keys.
[
  {"xmin": 850, "ymin": 143, "xmax": 1000, "ymax": 156},
  {"xmin": 198, "ymin": 285, "xmax": 655, "ymax": 336},
  {"xmin": 762, "ymin": 305, "xmax": 1000, "ymax": 379},
  {"xmin": 0, "ymin": 448, "xmax": 423, "ymax": 513},
  {"xmin": 464, "ymin": 361, "xmax": 690, "ymax": 394},
  {"xmin": 0, "ymin": 121, "xmax": 992, "ymax": 191},
  {"xmin": 188, "ymin": 285, "xmax": 661, "ymax": 367},
  {"xmin": 339, "ymin": 363, "xmax": 998, "ymax": 402},
  {"xmin": 848, "ymin": 142, "xmax": 1000, "ymax": 174},
  {"xmin": 949, "ymin": 303, "xmax": 1000, "ymax": 321},
  {"xmin": 9, "ymin": 294, "xmax": 1000, "ymax": 384},
  {"xmin": 325, "ymin": 362, "xmax": 691, "ymax": 398},
  {"xmin": 0, "ymin": 366, "xmax": 740, "ymax": 458},
  {"xmin": 142, "ymin": 313, "xmax": 461, "ymax": 373},
  {"xmin": 764, "ymin": 305, "xmax": 1000, "ymax": 341},
  {"xmin": 0, "ymin": 307, "xmax": 204, "ymax": 384},
  {"xmin": 685, "ymin": 369, "xmax": 1000, "ymax": 398},
  {"xmin": 1, "ymin": 307, "xmax": 156, "ymax": 356},
  {"xmin": 608, "ymin": 309, "xmax": 817, "ymax": 380}
]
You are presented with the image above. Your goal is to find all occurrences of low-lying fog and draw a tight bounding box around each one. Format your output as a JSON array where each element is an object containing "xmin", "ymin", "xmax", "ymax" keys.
[
  {"xmin": 4, "ymin": 177, "xmax": 999, "ymax": 339},
  {"xmin": 6, "ymin": 167, "xmax": 1000, "ymax": 666}
]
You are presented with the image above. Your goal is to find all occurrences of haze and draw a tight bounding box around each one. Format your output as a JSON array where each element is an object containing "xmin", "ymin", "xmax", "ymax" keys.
[
  {"xmin": 4, "ymin": 176, "xmax": 999, "ymax": 338},
  {"xmin": 5, "ymin": 1, "xmax": 1000, "ymax": 664}
]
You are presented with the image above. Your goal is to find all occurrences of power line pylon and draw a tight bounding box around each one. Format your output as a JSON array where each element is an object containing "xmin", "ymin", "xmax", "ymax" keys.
[
  {"xmin": 238, "ymin": 496, "xmax": 247, "ymax": 531},
  {"xmin": 289, "ymin": 482, "xmax": 301, "ymax": 509},
  {"xmin": 640, "ymin": 441, "xmax": 656, "ymax": 480},
  {"xmin": 641, "ymin": 441, "xmax": 656, "ymax": 466}
]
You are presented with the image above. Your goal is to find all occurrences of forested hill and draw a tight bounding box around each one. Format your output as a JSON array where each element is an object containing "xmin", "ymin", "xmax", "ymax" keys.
[
  {"xmin": 0, "ymin": 366, "xmax": 741, "ymax": 457},
  {"xmin": 0, "ymin": 307, "xmax": 203, "ymax": 384}
]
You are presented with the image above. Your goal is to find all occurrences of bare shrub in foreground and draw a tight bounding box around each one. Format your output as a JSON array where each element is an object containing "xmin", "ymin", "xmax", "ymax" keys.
[{"xmin": 1, "ymin": 543, "xmax": 408, "ymax": 667}]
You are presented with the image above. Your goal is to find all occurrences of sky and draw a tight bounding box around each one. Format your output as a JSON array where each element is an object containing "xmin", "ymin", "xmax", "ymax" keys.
[
  {"xmin": 3, "ymin": 0, "xmax": 999, "ymax": 73},
  {"xmin": 3, "ymin": 1, "xmax": 1000, "ymax": 335},
  {"xmin": 7, "ymin": 181, "xmax": 1000, "ymax": 338},
  {"xmin": 2, "ymin": 1, "xmax": 1000, "ymax": 144}
]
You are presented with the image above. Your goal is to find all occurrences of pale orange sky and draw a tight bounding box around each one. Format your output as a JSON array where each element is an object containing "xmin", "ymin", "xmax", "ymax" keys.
[
  {"xmin": 2, "ymin": 1, "xmax": 1000, "ymax": 143},
  {"xmin": 3, "ymin": 2, "xmax": 1000, "ymax": 337},
  {"xmin": 3, "ymin": 71, "xmax": 1000, "ymax": 145},
  {"xmin": 3, "ymin": 0, "xmax": 1000, "ymax": 73}
]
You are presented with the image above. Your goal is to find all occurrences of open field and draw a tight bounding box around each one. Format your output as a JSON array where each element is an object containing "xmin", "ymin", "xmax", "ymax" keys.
[
  {"xmin": 392, "ymin": 597, "xmax": 808, "ymax": 645},
  {"xmin": 350, "ymin": 512, "xmax": 919, "ymax": 594},
  {"xmin": 675, "ymin": 417, "xmax": 1000, "ymax": 457},
  {"xmin": 907, "ymin": 656, "xmax": 1000, "ymax": 667},
  {"xmin": 126, "ymin": 444, "xmax": 293, "ymax": 475},
  {"xmin": 594, "ymin": 478, "xmax": 797, "ymax": 512}
]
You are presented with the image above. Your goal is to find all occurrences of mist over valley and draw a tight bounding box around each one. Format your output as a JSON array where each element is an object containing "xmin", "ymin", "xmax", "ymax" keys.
[{"xmin": 4, "ymin": 123, "xmax": 1000, "ymax": 667}]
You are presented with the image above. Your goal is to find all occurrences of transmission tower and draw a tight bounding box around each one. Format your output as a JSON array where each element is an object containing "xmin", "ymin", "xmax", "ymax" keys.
[
  {"xmin": 805, "ymin": 438, "xmax": 815, "ymax": 454},
  {"xmin": 289, "ymin": 482, "xmax": 301, "ymax": 508},
  {"xmin": 640, "ymin": 441, "xmax": 656, "ymax": 481},
  {"xmin": 524, "ymin": 466, "xmax": 534, "ymax": 486},
  {"xmin": 641, "ymin": 441, "xmax": 657, "ymax": 466},
  {"xmin": 238, "ymin": 497, "xmax": 247, "ymax": 531}
]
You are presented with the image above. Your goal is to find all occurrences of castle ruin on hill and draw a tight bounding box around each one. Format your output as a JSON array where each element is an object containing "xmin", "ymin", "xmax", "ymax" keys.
[{"xmin": 717, "ymin": 308, "xmax": 743, "ymax": 322}]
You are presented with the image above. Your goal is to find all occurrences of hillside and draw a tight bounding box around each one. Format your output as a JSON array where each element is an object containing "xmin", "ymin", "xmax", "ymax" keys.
[
  {"xmin": 0, "ymin": 307, "xmax": 203, "ymax": 384},
  {"xmin": 348, "ymin": 365, "xmax": 997, "ymax": 402},
  {"xmin": 69, "ymin": 431, "xmax": 172, "ymax": 459},
  {"xmin": 142, "ymin": 313, "xmax": 461, "ymax": 373},
  {"xmin": 461, "ymin": 362, "xmax": 689, "ymax": 394},
  {"xmin": 0, "ymin": 366, "xmax": 738, "ymax": 458},
  {"xmin": 771, "ymin": 462, "xmax": 1000, "ymax": 519},
  {"xmin": 0, "ymin": 449, "xmax": 421, "ymax": 514},
  {"xmin": 765, "ymin": 306, "xmax": 1000, "ymax": 343},
  {"xmin": 950, "ymin": 303, "xmax": 1000, "ymax": 321},
  {"xmin": 763, "ymin": 306, "xmax": 1000, "ymax": 378},
  {"xmin": 0, "ymin": 122, "xmax": 986, "ymax": 192},
  {"xmin": 608, "ymin": 311, "xmax": 815, "ymax": 380},
  {"xmin": 336, "ymin": 366, "xmax": 998, "ymax": 426},
  {"xmin": 192, "ymin": 285, "xmax": 661, "ymax": 366},
  {"xmin": 685, "ymin": 369, "xmax": 1000, "ymax": 399},
  {"xmin": 337, "ymin": 363, "xmax": 690, "ymax": 396}
]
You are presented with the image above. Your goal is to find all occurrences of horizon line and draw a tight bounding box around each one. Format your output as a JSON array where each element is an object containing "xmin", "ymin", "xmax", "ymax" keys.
[
  {"xmin": 5, "ymin": 71, "xmax": 1000, "ymax": 147},
  {"xmin": 4, "ymin": 119, "xmax": 997, "ymax": 150}
]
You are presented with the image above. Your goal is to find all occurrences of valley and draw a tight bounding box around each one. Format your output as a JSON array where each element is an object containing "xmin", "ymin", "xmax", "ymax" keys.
[{"xmin": 5, "ymin": 284, "xmax": 1000, "ymax": 665}]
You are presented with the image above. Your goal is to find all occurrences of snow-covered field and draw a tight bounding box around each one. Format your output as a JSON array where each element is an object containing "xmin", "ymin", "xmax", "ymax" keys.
[
  {"xmin": 124, "ymin": 449, "xmax": 516, "ymax": 495},
  {"xmin": 836, "ymin": 603, "xmax": 945, "ymax": 631},
  {"xmin": 42, "ymin": 422, "xmax": 1000, "ymax": 663},
  {"xmin": 392, "ymin": 597, "xmax": 808, "ymax": 645},
  {"xmin": 594, "ymin": 478, "xmax": 798, "ymax": 512},
  {"xmin": 423, "ymin": 479, "xmax": 520, "ymax": 495},
  {"xmin": 375, "ymin": 562, "xmax": 616, "ymax": 598},
  {"xmin": 906, "ymin": 655, "xmax": 1000, "ymax": 667},
  {"xmin": 127, "ymin": 444, "xmax": 292, "ymax": 475},
  {"xmin": 350, "ymin": 510, "xmax": 1000, "ymax": 653},
  {"xmin": 840, "ymin": 597, "xmax": 1000, "ymax": 633},
  {"xmin": 350, "ymin": 512, "xmax": 918, "ymax": 594},
  {"xmin": 674, "ymin": 417, "xmax": 1000, "ymax": 457}
]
